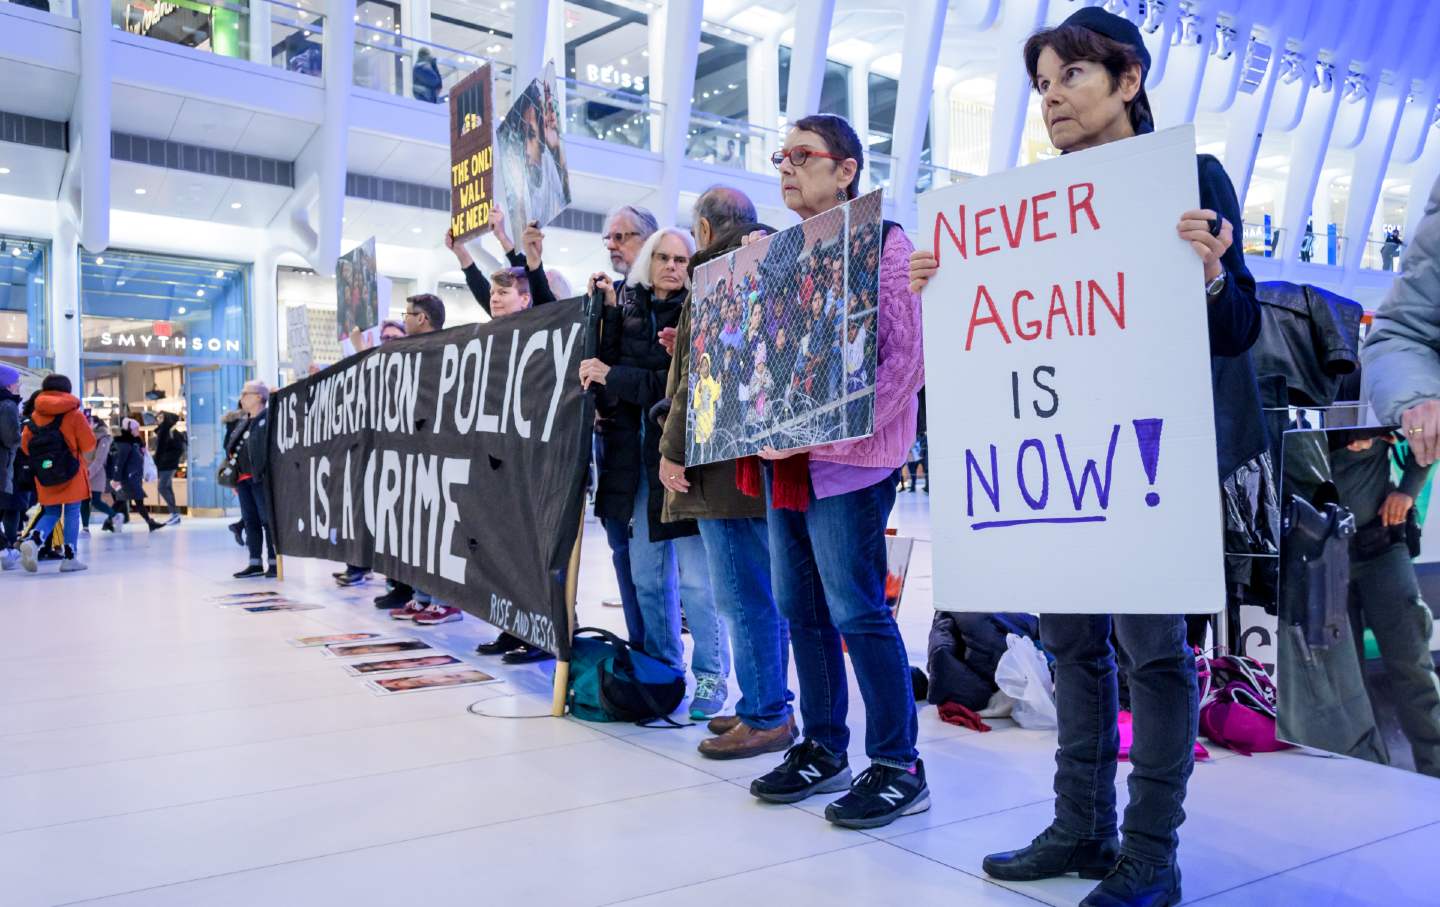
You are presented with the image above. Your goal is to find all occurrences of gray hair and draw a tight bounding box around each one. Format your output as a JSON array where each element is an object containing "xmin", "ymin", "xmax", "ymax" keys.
[
  {"xmin": 632, "ymin": 228, "xmax": 697, "ymax": 291},
  {"xmin": 604, "ymin": 204, "xmax": 659, "ymax": 239},
  {"xmin": 242, "ymin": 379, "xmax": 270, "ymax": 405},
  {"xmin": 692, "ymin": 185, "xmax": 757, "ymax": 237}
]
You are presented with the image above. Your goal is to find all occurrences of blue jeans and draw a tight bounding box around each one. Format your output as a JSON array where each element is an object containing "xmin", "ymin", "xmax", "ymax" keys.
[
  {"xmin": 698, "ymin": 517, "xmax": 792, "ymax": 730},
  {"xmin": 1042, "ymin": 613, "xmax": 1197, "ymax": 866},
  {"xmin": 236, "ymin": 479, "xmax": 275, "ymax": 566},
  {"xmin": 764, "ymin": 471, "xmax": 917, "ymax": 767},
  {"xmin": 628, "ymin": 478, "xmax": 729, "ymax": 682},
  {"xmin": 601, "ymin": 514, "xmax": 645, "ymax": 650},
  {"xmin": 35, "ymin": 501, "xmax": 81, "ymax": 552}
]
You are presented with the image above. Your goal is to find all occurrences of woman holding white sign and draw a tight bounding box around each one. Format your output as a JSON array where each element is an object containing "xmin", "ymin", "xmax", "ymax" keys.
[{"xmin": 909, "ymin": 9, "xmax": 1263, "ymax": 907}]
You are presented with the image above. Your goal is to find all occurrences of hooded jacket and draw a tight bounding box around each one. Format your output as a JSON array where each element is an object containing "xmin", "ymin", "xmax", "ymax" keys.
[
  {"xmin": 20, "ymin": 391, "xmax": 96, "ymax": 506},
  {"xmin": 153, "ymin": 412, "xmax": 187, "ymax": 471},
  {"xmin": 109, "ymin": 430, "xmax": 148, "ymax": 501}
]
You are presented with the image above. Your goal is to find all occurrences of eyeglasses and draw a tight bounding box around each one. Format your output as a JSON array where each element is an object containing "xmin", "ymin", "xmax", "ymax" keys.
[
  {"xmin": 652, "ymin": 252, "xmax": 690, "ymax": 267},
  {"xmin": 602, "ymin": 230, "xmax": 643, "ymax": 247},
  {"xmin": 770, "ymin": 146, "xmax": 847, "ymax": 169},
  {"xmin": 404, "ymin": 309, "xmax": 423, "ymax": 318}
]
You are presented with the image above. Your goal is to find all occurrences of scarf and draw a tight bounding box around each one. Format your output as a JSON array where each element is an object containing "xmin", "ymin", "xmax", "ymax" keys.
[{"xmin": 736, "ymin": 453, "xmax": 810, "ymax": 512}]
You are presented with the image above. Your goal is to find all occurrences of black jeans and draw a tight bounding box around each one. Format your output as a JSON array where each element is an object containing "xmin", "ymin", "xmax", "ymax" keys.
[
  {"xmin": 1042, "ymin": 613, "xmax": 1198, "ymax": 866},
  {"xmin": 236, "ymin": 478, "xmax": 275, "ymax": 566}
]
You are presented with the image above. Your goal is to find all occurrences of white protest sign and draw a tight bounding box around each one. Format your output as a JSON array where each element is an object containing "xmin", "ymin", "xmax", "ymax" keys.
[
  {"xmin": 286, "ymin": 305, "xmax": 312, "ymax": 373},
  {"xmin": 918, "ymin": 124, "xmax": 1224, "ymax": 615}
]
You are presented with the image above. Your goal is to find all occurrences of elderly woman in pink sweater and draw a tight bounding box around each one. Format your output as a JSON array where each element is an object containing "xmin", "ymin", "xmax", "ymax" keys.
[{"xmin": 741, "ymin": 114, "xmax": 928, "ymax": 830}]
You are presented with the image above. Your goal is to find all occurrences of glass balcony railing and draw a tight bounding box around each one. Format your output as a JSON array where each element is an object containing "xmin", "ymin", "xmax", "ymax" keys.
[
  {"xmin": 562, "ymin": 77, "xmax": 661, "ymax": 151},
  {"xmin": 1241, "ymin": 222, "xmax": 1285, "ymax": 258},
  {"xmin": 267, "ymin": 0, "xmax": 324, "ymax": 78},
  {"xmin": 686, "ymin": 112, "xmax": 784, "ymax": 174},
  {"xmin": 112, "ymin": 0, "xmax": 254, "ymax": 59},
  {"xmin": 1361, "ymin": 237, "xmax": 1405, "ymax": 272},
  {"xmin": 352, "ymin": 24, "xmax": 508, "ymax": 104}
]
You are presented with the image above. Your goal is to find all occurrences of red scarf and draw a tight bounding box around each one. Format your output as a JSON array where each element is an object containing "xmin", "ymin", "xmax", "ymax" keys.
[{"xmin": 736, "ymin": 454, "xmax": 810, "ymax": 512}]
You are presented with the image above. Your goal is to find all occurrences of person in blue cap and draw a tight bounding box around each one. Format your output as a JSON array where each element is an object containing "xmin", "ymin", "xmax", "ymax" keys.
[{"xmin": 910, "ymin": 7, "xmax": 1264, "ymax": 906}]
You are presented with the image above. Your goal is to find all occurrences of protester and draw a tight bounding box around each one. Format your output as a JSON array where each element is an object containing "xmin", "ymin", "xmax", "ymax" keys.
[
  {"xmin": 656, "ymin": 185, "xmax": 796, "ymax": 756},
  {"xmin": 591, "ymin": 204, "xmax": 660, "ymax": 650},
  {"xmin": 734, "ymin": 112, "xmax": 927, "ymax": 830},
  {"xmin": 581, "ymin": 224, "xmax": 732, "ymax": 718},
  {"xmin": 83, "ymin": 416, "xmax": 121, "ymax": 533},
  {"xmin": 384, "ymin": 295, "xmax": 464, "ymax": 625},
  {"xmin": 910, "ymin": 9, "xmax": 1263, "ymax": 902},
  {"xmin": 0, "ymin": 365, "xmax": 22, "ymax": 569},
  {"xmin": 18, "ymin": 374, "xmax": 95, "ymax": 573},
  {"xmin": 446, "ymin": 207, "xmax": 555, "ymax": 314},
  {"xmin": 232, "ymin": 381, "xmax": 276, "ymax": 578},
  {"xmin": 152, "ymin": 411, "xmax": 186, "ymax": 524},
  {"xmin": 1364, "ymin": 173, "xmax": 1440, "ymax": 465},
  {"xmin": 110, "ymin": 418, "xmax": 164, "ymax": 532}
]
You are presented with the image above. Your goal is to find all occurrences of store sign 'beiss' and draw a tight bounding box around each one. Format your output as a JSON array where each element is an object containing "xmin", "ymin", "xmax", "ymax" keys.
[{"xmin": 88, "ymin": 320, "xmax": 243, "ymax": 356}]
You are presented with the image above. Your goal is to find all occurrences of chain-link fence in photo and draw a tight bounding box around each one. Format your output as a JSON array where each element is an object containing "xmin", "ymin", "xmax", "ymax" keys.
[
  {"xmin": 686, "ymin": 188, "xmax": 883, "ymax": 466},
  {"xmin": 496, "ymin": 63, "xmax": 572, "ymax": 230}
]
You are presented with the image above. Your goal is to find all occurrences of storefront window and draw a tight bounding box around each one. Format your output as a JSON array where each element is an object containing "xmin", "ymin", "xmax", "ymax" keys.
[
  {"xmin": 111, "ymin": 0, "xmax": 251, "ymax": 60},
  {"xmin": 778, "ymin": 45, "xmax": 851, "ymax": 119},
  {"xmin": 0, "ymin": 234, "xmax": 50, "ymax": 373},
  {"xmin": 430, "ymin": 0, "xmax": 513, "ymax": 66},
  {"xmin": 80, "ymin": 249, "xmax": 252, "ymax": 516}
]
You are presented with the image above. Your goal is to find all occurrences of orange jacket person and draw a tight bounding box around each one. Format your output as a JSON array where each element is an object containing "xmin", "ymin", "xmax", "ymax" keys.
[{"xmin": 19, "ymin": 374, "xmax": 96, "ymax": 573}]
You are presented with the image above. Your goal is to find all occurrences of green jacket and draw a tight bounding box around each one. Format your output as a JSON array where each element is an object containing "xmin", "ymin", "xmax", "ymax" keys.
[{"xmin": 1363, "ymin": 174, "xmax": 1440, "ymax": 422}]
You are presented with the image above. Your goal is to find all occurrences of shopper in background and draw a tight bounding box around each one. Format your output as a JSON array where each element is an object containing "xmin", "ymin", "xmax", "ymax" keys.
[
  {"xmin": 151, "ymin": 411, "xmax": 186, "ymax": 525},
  {"xmin": 221, "ymin": 402, "xmax": 248, "ymax": 548},
  {"xmin": 110, "ymin": 418, "xmax": 164, "ymax": 532},
  {"xmin": 412, "ymin": 47, "xmax": 442, "ymax": 104},
  {"xmin": 83, "ymin": 416, "xmax": 121, "ymax": 533},
  {"xmin": 18, "ymin": 374, "xmax": 95, "ymax": 573},
  {"xmin": 656, "ymin": 185, "xmax": 796, "ymax": 755},
  {"xmin": 232, "ymin": 381, "xmax": 276, "ymax": 578},
  {"xmin": 581, "ymin": 224, "xmax": 732, "ymax": 717},
  {"xmin": 0, "ymin": 365, "xmax": 22, "ymax": 570},
  {"xmin": 911, "ymin": 9, "xmax": 1263, "ymax": 903}
]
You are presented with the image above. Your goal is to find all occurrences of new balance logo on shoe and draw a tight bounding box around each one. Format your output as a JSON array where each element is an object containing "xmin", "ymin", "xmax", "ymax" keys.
[
  {"xmin": 797, "ymin": 764, "xmax": 824, "ymax": 784},
  {"xmin": 878, "ymin": 785, "xmax": 905, "ymax": 806}
]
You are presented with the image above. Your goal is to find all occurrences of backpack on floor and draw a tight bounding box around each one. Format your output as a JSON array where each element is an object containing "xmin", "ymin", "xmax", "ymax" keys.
[
  {"xmin": 26, "ymin": 417, "xmax": 80, "ymax": 487},
  {"xmin": 1196, "ymin": 650, "xmax": 1293, "ymax": 756},
  {"xmin": 567, "ymin": 627, "xmax": 687, "ymax": 726}
]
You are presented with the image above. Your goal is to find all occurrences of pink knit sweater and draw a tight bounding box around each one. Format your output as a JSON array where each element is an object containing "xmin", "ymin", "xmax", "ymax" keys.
[{"xmin": 810, "ymin": 225, "xmax": 924, "ymax": 485}]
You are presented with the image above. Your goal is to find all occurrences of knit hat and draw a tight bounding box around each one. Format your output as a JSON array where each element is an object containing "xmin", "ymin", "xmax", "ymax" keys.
[
  {"xmin": 1059, "ymin": 6, "xmax": 1155, "ymax": 134},
  {"xmin": 0, "ymin": 365, "xmax": 18, "ymax": 389}
]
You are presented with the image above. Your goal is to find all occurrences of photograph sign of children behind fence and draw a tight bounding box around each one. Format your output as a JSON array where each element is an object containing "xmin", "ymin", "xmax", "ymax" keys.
[
  {"xmin": 685, "ymin": 188, "xmax": 882, "ymax": 466},
  {"xmin": 917, "ymin": 125, "xmax": 1224, "ymax": 615},
  {"xmin": 496, "ymin": 62, "xmax": 571, "ymax": 232},
  {"xmin": 335, "ymin": 237, "xmax": 380, "ymax": 349}
]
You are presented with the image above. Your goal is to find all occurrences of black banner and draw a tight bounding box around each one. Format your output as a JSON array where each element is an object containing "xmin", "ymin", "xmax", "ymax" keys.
[{"xmin": 268, "ymin": 300, "xmax": 592, "ymax": 659}]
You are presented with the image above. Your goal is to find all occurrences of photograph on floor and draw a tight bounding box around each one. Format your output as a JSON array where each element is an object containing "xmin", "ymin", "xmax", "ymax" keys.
[
  {"xmin": 242, "ymin": 601, "xmax": 324, "ymax": 613},
  {"xmin": 211, "ymin": 590, "xmax": 287, "ymax": 602},
  {"xmin": 322, "ymin": 639, "xmax": 433, "ymax": 658},
  {"xmin": 364, "ymin": 668, "xmax": 500, "ymax": 695},
  {"xmin": 1276, "ymin": 402, "xmax": 1440, "ymax": 779},
  {"xmin": 289, "ymin": 632, "xmax": 385, "ymax": 648},
  {"xmin": 214, "ymin": 594, "xmax": 293, "ymax": 606},
  {"xmin": 495, "ymin": 61, "xmax": 571, "ymax": 231},
  {"xmin": 685, "ymin": 188, "xmax": 882, "ymax": 466},
  {"xmin": 343, "ymin": 654, "xmax": 464, "ymax": 676}
]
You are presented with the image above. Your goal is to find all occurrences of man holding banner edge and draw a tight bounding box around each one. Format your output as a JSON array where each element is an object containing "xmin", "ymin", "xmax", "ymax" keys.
[{"xmin": 910, "ymin": 9, "xmax": 1263, "ymax": 907}]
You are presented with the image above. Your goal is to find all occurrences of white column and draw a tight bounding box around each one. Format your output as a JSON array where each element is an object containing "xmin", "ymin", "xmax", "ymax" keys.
[
  {"xmin": 930, "ymin": 82, "xmax": 953, "ymax": 184},
  {"xmin": 75, "ymin": 0, "xmax": 111, "ymax": 254},
  {"xmin": 783, "ymin": 0, "xmax": 837, "ymax": 120},
  {"xmin": 651, "ymin": 0, "xmax": 703, "ymax": 225},
  {"xmin": 252, "ymin": 245, "xmax": 281, "ymax": 387},
  {"xmin": 1278, "ymin": 87, "xmax": 1344, "ymax": 264},
  {"xmin": 1145, "ymin": 7, "xmax": 1213, "ymax": 130},
  {"xmin": 50, "ymin": 213, "xmax": 81, "ymax": 380},
  {"xmin": 1340, "ymin": 86, "xmax": 1409, "ymax": 274},
  {"xmin": 248, "ymin": 0, "xmax": 272, "ymax": 66},
  {"xmin": 316, "ymin": 0, "xmax": 356, "ymax": 273},
  {"xmin": 545, "ymin": 0, "xmax": 567, "ymax": 70},
  {"xmin": 987, "ymin": 0, "xmax": 1050, "ymax": 174},
  {"xmin": 749, "ymin": 34, "xmax": 781, "ymax": 170},
  {"xmin": 889, "ymin": 0, "xmax": 948, "ymax": 223},
  {"xmin": 510, "ymin": 0, "xmax": 548, "ymax": 88},
  {"xmin": 400, "ymin": 0, "xmax": 432, "ymax": 100},
  {"xmin": 850, "ymin": 58, "xmax": 871, "ymax": 154}
]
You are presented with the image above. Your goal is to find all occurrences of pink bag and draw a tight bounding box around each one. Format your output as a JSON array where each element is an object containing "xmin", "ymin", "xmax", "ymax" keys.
[
  {"xmin": 1117, "ymin": 711, "xmax": 1211, "ymax": 762},
  {"xmin": 1196, "ymin": 652, "xmax": 1293, "ymax": 756}
]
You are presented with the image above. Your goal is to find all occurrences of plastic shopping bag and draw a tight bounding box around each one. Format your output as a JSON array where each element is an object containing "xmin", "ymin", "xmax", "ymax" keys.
[{"xmin": 994, "ymin": 633, "xmax": 1057, "ymax": 730}]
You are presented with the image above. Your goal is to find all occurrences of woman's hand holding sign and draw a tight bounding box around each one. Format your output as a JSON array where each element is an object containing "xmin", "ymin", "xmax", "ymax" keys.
[
  {"xmin": 1177, "ymin": 208, "xmax": 1231, "ymax": 283},
  {"xmin": 578, "ymin": 358, "xmax": 610, "ymax": 389},
  {"xmin": 909, "ymin": 250, "xmax": 939, "ymax": 294}
]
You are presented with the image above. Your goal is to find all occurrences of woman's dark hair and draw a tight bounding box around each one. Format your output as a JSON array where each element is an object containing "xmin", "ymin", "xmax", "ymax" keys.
[
  {"xmin": 1023, "ymin": 24, "xmax": 1153, "ymax": 135},
  {"xmin": 791, "ymin": 114, "xmax": 864, "ymax": 199},
  {"xmin": 41, "ymin": 374, "xmax": 72, "ymax": 394}
]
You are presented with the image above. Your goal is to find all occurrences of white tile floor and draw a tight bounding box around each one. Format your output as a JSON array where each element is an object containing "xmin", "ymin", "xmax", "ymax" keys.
[{"xmin": 2, "ymin": 498, "xmax": 1437, "ymax": 906}]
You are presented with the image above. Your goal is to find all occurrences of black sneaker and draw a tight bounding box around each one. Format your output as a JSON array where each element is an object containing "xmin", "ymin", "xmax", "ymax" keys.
[
  {"xmin": 823, "ymin": 760, "xmax": 931, "ymax": 830},
  {"xmin": 229, "ymin": 521, "xmax": 245, "ymax": 547},
  {"xmin": 374, "ymin": 587, "xmax": 410, "ymax": 609},
  {"xmin": 502, "ymin": 645, "xmax": 555, "ymax": 664},
  {"xmin": 335, "ymin": 569, "xmax": 371, "ymax": 587},
  {"xmin": 476, "ymin": 632, "xmax": 526, "ymax": 656},
  {"xmin": 750, "ymin": 739, "xmax": 852, "ymax": 804},
  {"xmin": 234, "ymin": 565, "xmax": 265, "ymax": 578}
]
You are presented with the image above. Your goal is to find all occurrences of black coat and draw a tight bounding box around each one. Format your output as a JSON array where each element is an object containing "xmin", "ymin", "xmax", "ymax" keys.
[
  {"xmin": 0, "ymin": 388, "xmax": 21, "ymax": 497},
  {"xmin": 232, "ymin": 412, "xmax": 270, "ymax": 482},
  {"xmin": 153, "ymin": 414, "xmax": 187, "ymax": 471},
  {"xmin": 109, "ymin": 435, "xmax": 147, "ymax": 501},
  {"xmin": 593, "ymin": 282, "xmax": 698, "ymax": 542}
]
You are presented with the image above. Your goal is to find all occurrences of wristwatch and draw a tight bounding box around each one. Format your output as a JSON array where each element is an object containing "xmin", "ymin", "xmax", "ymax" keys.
[{"xmin": 1205, "ymin": 272, "xmax": 1227, "ymax": 299}]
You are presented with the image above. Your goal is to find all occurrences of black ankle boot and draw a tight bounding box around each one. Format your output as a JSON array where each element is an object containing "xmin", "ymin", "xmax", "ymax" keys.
[
  {"xmin": 1079, "ymin": 856, "xmax": 1181, "ymax": 907},
  {"xmin": 983, "ymin": 825, "xmax": 1120, "ymax": 882}
]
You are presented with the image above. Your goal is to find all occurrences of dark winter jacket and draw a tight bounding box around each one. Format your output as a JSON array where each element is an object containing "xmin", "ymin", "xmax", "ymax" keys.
[
  {"xmin": 0, "ymin": 387, "xmax": 21, "ymax": 496},
  {"xmin": 109, "ymin": 433, "xmax": 148, "ymax": 501},
  {"xmin": 656, "ymin": 222, "xmax": 772, "ymax": 523},
  {"xmin": 593, "ymin": 281, "xmax": 698, "ymax": 542},
  {"xmin": 231, "ymin": 412, "xmax": 271, "ymax": 484},
  {"xmin": 153, "ymin": 412, "xmax": 187, "ymax": 471},
  {"xmin": 927, "ymin": 611, "xmax": 1041, "ymax": 710}
]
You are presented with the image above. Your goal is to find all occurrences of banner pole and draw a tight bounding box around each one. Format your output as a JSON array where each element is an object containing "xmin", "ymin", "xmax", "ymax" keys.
[
  {"xmin": 276, "ymin": 554, "xmax": 285, "ymax": 582},
  {"xmin": 551, "ymin": 510, "xmax": 586, "ymax": 717}
]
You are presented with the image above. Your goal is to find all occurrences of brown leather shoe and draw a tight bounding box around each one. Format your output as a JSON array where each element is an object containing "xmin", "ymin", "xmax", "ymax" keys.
[
  {"xmin": 698, "ymin": 718, "xmax": 798, "ymax": 760},
  {"xmin": 707, "ymin": 715, "xmax": 742, "ymax": 735}
]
